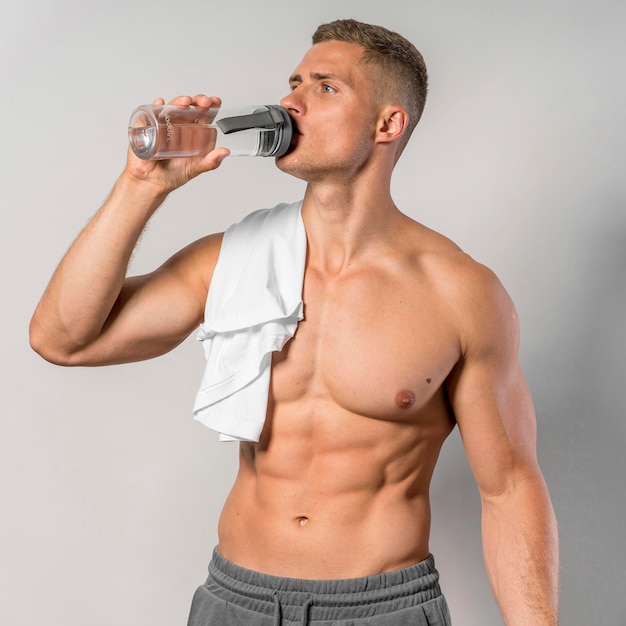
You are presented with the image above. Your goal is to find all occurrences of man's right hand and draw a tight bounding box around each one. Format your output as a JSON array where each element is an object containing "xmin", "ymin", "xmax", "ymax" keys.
[
  {"xmin": 29, "ymin": 94, "xmax": 227, "ymax": 366},
  {"xmin": 124, "ymin": 94, "xmax": 231, "ymax": 195}
]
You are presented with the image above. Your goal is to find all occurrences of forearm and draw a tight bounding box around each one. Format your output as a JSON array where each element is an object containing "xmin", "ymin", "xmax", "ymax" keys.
[
  {"xmin": 481, "ymin": 475, "xmax": 559, "ymax": 625},
  {"xmin": 30, "ymin": 171, "xmax": 168, "ymax": 362}
]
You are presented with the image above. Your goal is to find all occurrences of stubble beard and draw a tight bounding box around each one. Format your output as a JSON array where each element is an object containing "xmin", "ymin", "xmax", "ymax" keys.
[
  {"xmin": 275, "ymin": 136, "xmax": 374, "ymax": 185},
  {"xmin": 275, "ymin": 151, "xmax": 330, "ymax": 183}
]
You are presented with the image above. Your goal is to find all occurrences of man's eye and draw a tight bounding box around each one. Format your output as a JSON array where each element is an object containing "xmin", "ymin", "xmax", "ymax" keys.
[{"xmin": 321, "ymin": 84, "xmax": 335, "ymax": 93}]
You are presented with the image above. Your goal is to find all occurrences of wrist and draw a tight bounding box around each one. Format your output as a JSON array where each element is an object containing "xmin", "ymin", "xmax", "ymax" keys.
[{"xmin": 116, "ymin": 167, "xmax": 171, "ymax": 215}]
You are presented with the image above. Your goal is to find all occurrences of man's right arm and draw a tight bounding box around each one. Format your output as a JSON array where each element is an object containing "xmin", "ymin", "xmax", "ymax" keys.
[{"xmin": 29, "ymin": 95, "xmax": 229, "ymax": 367}]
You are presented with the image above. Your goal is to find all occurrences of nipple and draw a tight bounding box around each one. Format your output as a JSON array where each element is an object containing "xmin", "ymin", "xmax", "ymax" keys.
[{"xmin": 395, "ymin": 389, "xmax": 416, "ymax": 409}]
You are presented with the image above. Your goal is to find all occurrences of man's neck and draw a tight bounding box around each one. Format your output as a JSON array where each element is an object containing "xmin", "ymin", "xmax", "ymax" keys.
[{"xmin": 301, "ymin": 179, "xmax": 402, "ymax": 274}]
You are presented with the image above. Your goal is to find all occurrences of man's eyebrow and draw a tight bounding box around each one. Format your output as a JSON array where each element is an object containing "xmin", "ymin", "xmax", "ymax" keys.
[{"xmin": 288, "ymin": 72, "xmax": 351, "ymax": 86}]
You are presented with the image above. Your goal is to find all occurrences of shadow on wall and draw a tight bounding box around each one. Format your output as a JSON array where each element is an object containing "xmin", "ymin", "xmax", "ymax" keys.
[
  {"xmin": 532, "ymin": 195, "xmax": 626, "ymax": 624},
  {"xmin": 428, "ymin": 193, "xmax": 626, "ymax": 625}
]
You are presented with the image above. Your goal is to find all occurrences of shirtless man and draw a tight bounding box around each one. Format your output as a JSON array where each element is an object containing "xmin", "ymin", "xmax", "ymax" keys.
[{"xmin": 30, "ymin": 19, "xmax": 559, "ymax": 626}]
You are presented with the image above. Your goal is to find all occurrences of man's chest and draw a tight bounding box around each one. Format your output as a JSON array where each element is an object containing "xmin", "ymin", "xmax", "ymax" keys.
[{"xmin": 270, "ymin": 266, "xmax": 461, "ymax": 422}]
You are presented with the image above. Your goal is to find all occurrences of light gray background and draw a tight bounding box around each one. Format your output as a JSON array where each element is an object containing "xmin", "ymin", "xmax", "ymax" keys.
[{"xmin": 2, "ymin": 1, "xmax": 624, "ymax": 624}]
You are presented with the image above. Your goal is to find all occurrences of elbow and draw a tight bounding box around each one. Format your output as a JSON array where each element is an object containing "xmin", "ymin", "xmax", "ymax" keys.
[{"xmin": 29, "ymin": 316, "xmax": 78, "ymax": 366}]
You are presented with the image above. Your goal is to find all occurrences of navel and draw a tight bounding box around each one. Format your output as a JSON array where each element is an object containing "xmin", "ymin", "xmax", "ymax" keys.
[
  {"xmin": 395, "ymin": 389, "xmax": 416, "ymax": 409},
  {"xmin": 295, "ymin": 516, "xmax": 309, "ymax": 527}
]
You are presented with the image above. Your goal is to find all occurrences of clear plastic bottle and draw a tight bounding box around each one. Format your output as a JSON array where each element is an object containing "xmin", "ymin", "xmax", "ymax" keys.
[{"xmin": 128, "ymin": 104, "xmax": 292, "ymax": 160}]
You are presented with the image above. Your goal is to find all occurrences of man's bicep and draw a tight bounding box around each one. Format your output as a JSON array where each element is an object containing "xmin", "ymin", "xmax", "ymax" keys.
[
  {"xmin": 71, "ymin": 233, "xmax": 222, "ymax": 365},
  {"xmin": 447, "ymin": 284, "xmax": 539, "ymax": 498}
]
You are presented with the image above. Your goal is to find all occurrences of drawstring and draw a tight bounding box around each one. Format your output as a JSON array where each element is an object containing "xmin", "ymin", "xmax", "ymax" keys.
[
  {"xmin": 273, "ymin": 591, "xmax": 282, "ymax": 626},
  {"xmin": 301, "ymin": 598, "xmax": 313, "ymax": 625},
  {"xmin": 272, "ymin": 593, "xmax": 313, "ymax": 625}
]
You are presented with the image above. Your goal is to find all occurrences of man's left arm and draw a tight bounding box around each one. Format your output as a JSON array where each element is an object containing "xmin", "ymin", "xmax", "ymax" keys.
[{"xmin": 446, "ymin": 265, "xmax": 559, "ymax": 625}]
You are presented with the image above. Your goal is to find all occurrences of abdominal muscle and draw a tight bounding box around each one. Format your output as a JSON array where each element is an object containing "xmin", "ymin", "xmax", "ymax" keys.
[{"xmin": 216, "ymin": 395, "xmax": 454, "ymax": 579}]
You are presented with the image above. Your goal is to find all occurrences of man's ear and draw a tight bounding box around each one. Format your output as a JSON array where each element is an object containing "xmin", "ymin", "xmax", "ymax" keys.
[{"xmin": 375, "ymin": 106, "xmax": 409, "ymax": 144}]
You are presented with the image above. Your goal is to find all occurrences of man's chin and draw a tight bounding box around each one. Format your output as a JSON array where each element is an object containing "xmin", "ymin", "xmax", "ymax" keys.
[
  {"xmin": 274, "ymin": 155, "xmax": 310, "ymax": 182},
  {"xmin": 275, "ymin": 150, "xmax": 295, "ymax": 171}
]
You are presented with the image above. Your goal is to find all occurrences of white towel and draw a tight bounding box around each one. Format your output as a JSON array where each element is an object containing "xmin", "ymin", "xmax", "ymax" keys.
[{"xmin": 192, "ymin": 201, "xmax": 306, "ymax": 441}]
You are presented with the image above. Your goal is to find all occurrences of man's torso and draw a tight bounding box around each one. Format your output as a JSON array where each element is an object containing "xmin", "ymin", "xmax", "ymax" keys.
[{"xmin": 217, "ymin": 215, "xmax": 469, "ymax": 579}]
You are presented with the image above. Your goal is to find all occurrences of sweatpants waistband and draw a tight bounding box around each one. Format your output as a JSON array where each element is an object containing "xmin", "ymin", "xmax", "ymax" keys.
[{"xmin": 205, "ymin": 548, "xmax": 443, "ymax": 623}]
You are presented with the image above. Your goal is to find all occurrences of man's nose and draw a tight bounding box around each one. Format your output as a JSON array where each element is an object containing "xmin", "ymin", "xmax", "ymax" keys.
[{"xmin": 280, "ymin": 90, "xmax": 302, "ymax": 114}]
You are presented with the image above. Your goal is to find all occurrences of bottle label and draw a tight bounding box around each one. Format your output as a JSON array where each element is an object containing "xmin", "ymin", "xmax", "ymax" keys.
[{"xmin": 165, "ymin": 114, "xmax": 173, "ymax": 142}]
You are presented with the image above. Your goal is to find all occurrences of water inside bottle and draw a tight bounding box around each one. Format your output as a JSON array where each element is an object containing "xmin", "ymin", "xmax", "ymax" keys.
[
  {"xmin": 129, "ymin": 123, "xmax": 283, "ymax": 159},
  {"xmin": 128, "ymin": 124, "xmax": 218, "ymax": 159}
]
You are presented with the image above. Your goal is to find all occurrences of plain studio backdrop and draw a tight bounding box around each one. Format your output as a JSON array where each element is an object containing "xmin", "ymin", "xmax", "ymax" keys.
[{"xmin": 1, "ymin": 1, "xmax": 624, "ymax": 624}]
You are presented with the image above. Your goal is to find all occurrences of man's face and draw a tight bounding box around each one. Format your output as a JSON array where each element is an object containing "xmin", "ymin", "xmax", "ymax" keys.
[{"xmin": 276, "ymin": 40, "xmax": 381, "ymax": 182}]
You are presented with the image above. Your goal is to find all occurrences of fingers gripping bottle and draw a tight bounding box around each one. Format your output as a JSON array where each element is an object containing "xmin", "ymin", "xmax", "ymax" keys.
[{"xmin": 128, "ymin": 104, "xmax": 293, "ymax": 159}]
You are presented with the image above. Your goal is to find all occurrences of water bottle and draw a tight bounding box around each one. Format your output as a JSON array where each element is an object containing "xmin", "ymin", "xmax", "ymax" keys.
[{"xmin": 128, "ymin": 104, "xmax": 293, "ymax": 160}]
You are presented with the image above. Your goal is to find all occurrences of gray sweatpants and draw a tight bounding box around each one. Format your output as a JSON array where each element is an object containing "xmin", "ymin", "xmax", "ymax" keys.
[{"xmin": 187, "ymin": 548, "xmax": 451, "ymax": 625}]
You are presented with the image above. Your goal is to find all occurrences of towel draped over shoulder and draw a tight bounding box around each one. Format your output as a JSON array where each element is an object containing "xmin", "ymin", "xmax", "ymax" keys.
[{"xmin": 192, "ymin": 201, "xmax": 306, "ymax": 442}]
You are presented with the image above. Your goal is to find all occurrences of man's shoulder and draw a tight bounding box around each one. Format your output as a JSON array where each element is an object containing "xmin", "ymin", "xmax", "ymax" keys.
[
  {"xmin": 405, "ymin": 220, "xmax": 514, "ymax": 332},
  {"xmin": 161, "ymin": 232, "xmax": 226, "ymax": 297},
  {"xmin": 404, "ymin": 220, "xmax": 493, "ymax": 286}
]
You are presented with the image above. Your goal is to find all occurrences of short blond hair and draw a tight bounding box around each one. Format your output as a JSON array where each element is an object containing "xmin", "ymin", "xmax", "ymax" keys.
[{"xmin": 312, "ymin": 19, "xmax": 428, "ymax": 157}]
